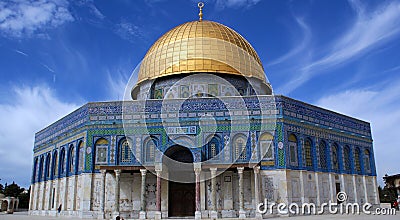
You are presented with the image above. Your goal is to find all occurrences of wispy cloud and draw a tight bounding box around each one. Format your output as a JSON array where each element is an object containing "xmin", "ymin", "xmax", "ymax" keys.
[
  {"xmin": 115, "ymin": 21, "xmax": 147, "ymax": 43},
  {"xmin": 14, "ymin": 49, "xmax": 28, "ymax": 57},
  {"xmin": 0, "ymin": 0, "xmax": 74, "ymax": 38},
  {"xmin": 315, "ymin": 77, "xmax": 400, "ymax": 185},
  {"xmin": 267, "ymin": 17, "xmax": 311, "ymax": 66},
  {"xmin": 0, "ymin": 85, "xmax": 79, "ymax": 187},
  {"xmin": 214, "ymin": 0, "xmax": 261, "ymax": 9},
  {"xmin": 105, "ymin": 60, "xmax": 135, "ymax": 101},
  {"xmin": 277, "ymin": 1, "xmax": 400, "ymax": 94}
]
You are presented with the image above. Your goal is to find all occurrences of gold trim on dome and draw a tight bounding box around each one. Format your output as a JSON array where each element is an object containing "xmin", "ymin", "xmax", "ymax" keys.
[{"xmin": 136, "ymin": 20, "xmax": 266, "ymax": 85}]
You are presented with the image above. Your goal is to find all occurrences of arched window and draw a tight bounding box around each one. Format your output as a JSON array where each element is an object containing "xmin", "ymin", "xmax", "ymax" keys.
[
  {"xmin": 288, "ymin": 134, "xmax": 298, "ymax": 166},
  {"xmin": 33, "ymin": 158, "xmax": 38, "ymax": 182},
  {"xmin": 354, "ymin": 147, "xmax": 361, "ymax": 172},
  {"xmin": 331, "ymin": 144, "xmax": 339, "ymax": 171},
  {"xmin": 69, "ymin": 145, "xmax": 75, "ymax": 174},
  {"xmin": 318, "ymin": 141, "xmax": 328, "ymax": 169},
  {"xmin": 304, "ymin": 138, "xmax": 313, "ymax": 168},
  {"xmin": 120, "ymin": 139, "xmax": 132, "ymax": 163},
  {"xmin": 95, "ymin": 138, "xmax": 109, "ymax": 165},
  {"xmin": 233, "ymin": 135, "xmax": 247, "ymax": 161},
  {"xmin": 78, "ymin": 141, "xmax": 85, "ymax": 172},
  {"xmin": 45, "ymin": 154, "xmax": 51, "ymax": 179},
  {"xmin": 39, "ymin": 157, "xmax": 44, "ymax": 181},
  {"xmin": 259, "ymin": 132, "xmax": 274, "ymax": 161},
  {"xmin": 205, "ymin": 136, "xmax": 220, "ymax": 160},
  {"xmin": 60, "ymin": 148, "xmax": 66, "ymax": 174},
  {"xmin": 364, "ymin": 149, "xmax": 371, "ymax": 173},
  {"xmin": 344, "ymin": 145, "xmax": 351, "ymax": 171},
  {"xmin": 145, "ymin": 138, "xmax": 156, "ymax": 162},
  {"xmin": 52, "ymin": 151, "xmax": 58, "ymax": 177}
]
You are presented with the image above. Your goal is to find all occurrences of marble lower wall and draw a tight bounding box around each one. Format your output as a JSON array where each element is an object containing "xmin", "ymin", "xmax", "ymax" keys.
[{"xmin": 29, "ymin": 170, "xmax": 379, "ymax": 219}]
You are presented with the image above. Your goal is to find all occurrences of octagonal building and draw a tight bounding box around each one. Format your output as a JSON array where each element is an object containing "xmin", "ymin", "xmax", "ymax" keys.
[{"xmin": 29, "ymin": 16, "xmax": 379, "ymax": 219}]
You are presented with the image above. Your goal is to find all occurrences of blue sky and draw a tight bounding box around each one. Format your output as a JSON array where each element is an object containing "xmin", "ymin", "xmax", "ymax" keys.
[{"xmin": 0, "ymin": 0, "xmax": 399, "ymax": 188}]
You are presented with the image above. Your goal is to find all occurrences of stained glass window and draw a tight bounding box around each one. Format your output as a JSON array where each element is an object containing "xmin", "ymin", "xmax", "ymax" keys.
[
  {"xmin": 120, "ymin": 139, "xmax": 132, "ymax": 163},
  {"xmin": 146, "ymin": 139, "xmax": 156, "ymax": 162},
  {"xmin": 69, "ymin": 146, "xmax": 75, "ymax": 173},
  {"xmin": 332, "ymin": 144, "xmax": 339, "ymax": 171},
  {"xmin": 364, "ymin": 149, "xmax": 371, "ymax": 172},
  {"xmin": 60, "ymin": 148, "xmax": 65, "ymax": 174},
  {"xmin": 344, "ymin": 146, "xmax": 351, "ymax": 171},
  {"xmin": 78, "ymin": 142, "xmax": 84, "ymax": 171},
  {"xmin": 46, "ymin": 154, "xmax": 51, "ymax": 178},
  {"xmin": 234, "ymin": 136, "xmax": 247, "ymax": 160},
  {"xmin": 260, "ymin": 132, "xmax": 274, "ymax": 161},
  {"xmin": 52, "ymin": 152, "xmax": 58, "ymax": 177},
  {"xmin": 288, "ymin": 134, "xmax": 298, "ymax": 166},
  {"xmin": 319, "ymin": 141, "xmax": 327, "ymax": 169},
  {"xmin": 354, "ymin": 148, "xmax": 361, "ymax": 172},
  {"xmin": 95, "ymin": 138, "xmax": 108, "ymax": 165}
]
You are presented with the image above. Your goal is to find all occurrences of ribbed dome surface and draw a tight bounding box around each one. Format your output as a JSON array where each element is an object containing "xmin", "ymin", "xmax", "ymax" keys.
[{"xmin": 137, "ymin": 20, "xmax": 266, "ymax": 84}]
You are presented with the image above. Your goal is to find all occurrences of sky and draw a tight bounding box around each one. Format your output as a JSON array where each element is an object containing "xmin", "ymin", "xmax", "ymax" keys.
[{"xmin": 0, "ymin": 0, "xmax": 399, "ymax": 188}]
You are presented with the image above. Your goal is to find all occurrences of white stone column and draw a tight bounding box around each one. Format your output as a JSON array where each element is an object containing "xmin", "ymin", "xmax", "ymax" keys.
[
  {"xmin": 155, "ymin": 168, "xmax": 162, "ymax": 220},
  {"xmin": 373, "ymin": 176, "xmax": 379, "ymax": 204},
  {"xmin": 63, "ymin": 178, "xmax": 68, "ymax": 211},
  {"xmin": 237, "ymin": 167, "xmax": 246, "ymax": 219},
  {"xmin": 46, "ymin": 180, "xmax": 53, "ymax": 210},
  {"xmin": 328, "ymin": 173, "xmax": 335, "ymax": 202},
  {"xmin": 362, "ymin": 176, "xmax": 368, "ymax": 203},
  {"xmin": 35, "ymin": 183, "xmax": 40, "ymax": 210},
  {"xmin": 139, "ymin": 169, "xmax": 147, "ymax": 220},
  {"xmin": 114, "ymin": 169, "xmax": 121, "ymax": 217},
  {"xmin": 80, "ymin": 173, "xmax": 94, "ymax": 218},
  {"xmin": 41, "ymin": 180, "xmax": 46, "ymax": 210},
  {"xmin": 29, "ymin": 184, "xmax": 34, "ymax": 211},
  {"xmin": 72, "ymin": 175, "xmax": 78, "ymax": 211},
  {"xmin": 253, "ymin": 166, "xmax": 262, "ymax": 219},
  {"xmin": 352, "ymin": 175, "xmax": 358, "ymax": 203},
  {"xmin": 209, "ymin": 167, "xmax": 217, "ymax": 219},
  {"xmin": 55, "ymin": 178, "xmax": 60, "ymax": 212},
  {"xmin": 314, "ymin": 172, "xmax": 320, "ymax": 206},
  {"xmin": 98, "ymin": 170, "xmax": 106, "ymax": 219},
  {"xmin": 299, "ymin": 171, "xmax": 305, "ymax": 204},
  {"xmin": 195, "ymin": 164, "xmax": 202, "ymax": 220}
]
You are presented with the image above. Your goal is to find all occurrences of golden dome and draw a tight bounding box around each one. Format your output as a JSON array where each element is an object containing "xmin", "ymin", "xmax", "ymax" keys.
[{"xmin": 136, "ymin": 20, "xmax": 266, "ymax": 84}]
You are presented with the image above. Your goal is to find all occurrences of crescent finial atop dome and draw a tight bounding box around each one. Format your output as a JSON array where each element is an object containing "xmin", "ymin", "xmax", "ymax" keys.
[{"xmin": 198, "ymin": 2, "xmax": 204, "ymax": 21}]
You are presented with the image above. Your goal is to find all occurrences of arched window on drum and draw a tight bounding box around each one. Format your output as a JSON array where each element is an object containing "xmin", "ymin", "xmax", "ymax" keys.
[{"xmin": 259, "ymin": 132, "xmax": 274, "ymax": 161}]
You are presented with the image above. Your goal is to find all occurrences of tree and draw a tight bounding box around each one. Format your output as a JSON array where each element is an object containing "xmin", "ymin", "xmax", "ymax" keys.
[
  {"xmin": 0, "ymin": 183, "xmax": 4, "ymax": 194},
  {"xmin": 4, "ymin": 181, "xmax": 24, "ymax": 198},
  {"xmin": 379, "ymin": 185, "xmax": 397, "ymax": 203}
]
